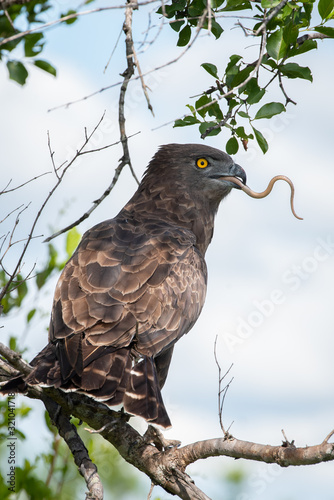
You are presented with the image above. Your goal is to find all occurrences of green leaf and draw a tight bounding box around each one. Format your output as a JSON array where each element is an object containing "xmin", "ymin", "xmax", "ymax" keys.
[
  {"xmin": 226, "ymin": 54, "xmax": 242, "ymax": 73},
  {"xmin": 254, "ymin": 102, "xmax": 285, "ymax": 120},
  {"xmin": 66, "ymin": 227, "xmax": 81, "ymax": 258},
  {"xmin": 62, "ymin": 9, "xmax": 78, "ymax": 24},
  {"xmin": 174, "ymin": 115, "xmax": 200, "ymax": 127},
  {"xmin": 33, "ymin": 59, "xmax": 57, "ymax": 77},
  {"xmin": 261, "ymin": 0, "xmax": 281, "ymax": 7},
  {"xmin": 7, "ymin": 61, "xmax": 28, "ymax": 85},
  {"xmin": 170, "ymin": 20, "xmax": 185, "ymax": 32},
  {"xmin": 16, "ymin": 275, "xmax": 28, "ymax": 303},
  {"xmin": 252, "ymin": 126, "xmax": 268, "ymax": 153},
  {"xmin": 267, "ymin": 29, "xmax": 288, "ymax": 60},
  {"xmin": 279, "ymin": 62, "xmax": 312, "ymax": 82},
  {"xmin": 226, "ymin": 136, "xmax": 239, "ymax": 154},
  {"xmin": 210, "ymin": 20, "xmax": 224, "ymax": 39},
  {"xmin": 177, "ymin": 24, "xmax": 191, "ymax": 46},
  {"xmin": 318, "ymin": 0, "xmax": 334, "ymax": 19},
  {"xmin": 231, "ymin": 65, "xmax": 253, "ymax": 88},
  {"xmin": 24, "ymin": 33, "xmax": 43, "ymax": 57},
  {"xmin": 208, "ymin": 101, "xmax": 224, "ymax": 121},
  {"xmin": 223, "ymin": 0, "xmax": 252, "ymax": 11},
  {"xmin": 261, "ymin": 56, "xmax": 278, "ymax": 70},
  {"xmin": 283, "ymin": 21, "xmax": 299, "ymax": 45},
  {"xmin": 195, "ymin": 94, "xmax": 212, "ymax": 117},
  {"xmin": 235, "ymin": 126, "xmax": 249, "ymax": 140},
  {"xmin": 314, "ymin": 25, "xmax": 334, "ymax": 37},
  {"xmin": 201, "ymin": 62, "xmax": 218, "ymax": 78},
  {"xmin": 237, "ymin": 110, "xmax": 250, "ymax": 118},
  {"xmin": 27, "ymin": 308, "xmax": 36, "ymax": 323},
  {"xmin": 9, "ymin": 336, "xmax": 17, "ymax": 351},
  {"xmin": 287, "ymin": 39, "xmax": 317, "ymax": 58},
  {"xmin": 199, "ymin": 121, "xmax": 221, "ymax": 136},
  {"xmin": 244, "ymin": 78, "xmax": 266, "ymax": 104}
]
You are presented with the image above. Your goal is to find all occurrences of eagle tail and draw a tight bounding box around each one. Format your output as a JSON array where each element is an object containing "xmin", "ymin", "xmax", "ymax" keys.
[
  {"xmin": 123, "ymin": 356, "xmax": 171, "ymax": 429},
  {"xmin": 1, "ymin": 347, "xmax": 171, "ymax": 428},
  {"xmin": 0, "ymin": 343, "xmax": 59, "ymax": 393}
]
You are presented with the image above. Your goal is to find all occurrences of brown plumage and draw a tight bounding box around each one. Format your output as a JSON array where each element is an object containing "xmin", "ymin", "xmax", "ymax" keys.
[{"xmin": 8, "ymin": 144, "xmax": 246, "ymax": 428}]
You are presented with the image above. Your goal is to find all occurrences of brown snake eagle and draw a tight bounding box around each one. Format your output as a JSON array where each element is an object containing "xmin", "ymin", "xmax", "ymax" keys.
[{"xmin": 4, "ymin": 144, "xmax": 246, "ymax": 428}]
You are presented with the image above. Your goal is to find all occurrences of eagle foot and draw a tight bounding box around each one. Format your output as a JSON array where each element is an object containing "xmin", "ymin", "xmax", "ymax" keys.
[{"xmin": 143, "ymin": 425, "xmax": 181, "ymax": 451}]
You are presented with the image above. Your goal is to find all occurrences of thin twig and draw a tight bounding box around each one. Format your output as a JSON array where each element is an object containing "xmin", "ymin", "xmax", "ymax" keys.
[
  {"xmin": 254, "ymin": 0, "xmax": 289, "ymax": 36},
  {"xmin": 47, "ymin": 131, "xmax": 60, "ymax": 179},
  {"xmin": 104, "ymin": 25, "xmax": 123, "ymax": 74},
  {"xmin": 48, "ymin": 8, "xmax": 206, "ymax": 113},
  {"xmin": 44, "ymin": 112, "xmax": 141, "ymax": 244},
  {"xmin": 44, "ymin": 161, "xmax": 126, "ymax": 243},
  {"xmin": 0, "ymin": 1, "xmax": 160, "ymax": 47},
  {"xmin": 278, "ymin": 71, "xmax": 297, "ymax": 105},
  {"xmin": 0, "ymin": 205, "xmax": 24, "ymax": 225},
  {"xmin": 0, "ymin": 115, "xmax": 107, "ymax": 304},
  {"xmin": 132, "ymin": 43, "xmax": 155, "ymax": 116},
  {"xmin": 0, "ymin": 171, "xmax": 52, "ymax": 195},
  {"xmin": 214, "ymin": 336, "xmax": 234, "ymax": 436}
]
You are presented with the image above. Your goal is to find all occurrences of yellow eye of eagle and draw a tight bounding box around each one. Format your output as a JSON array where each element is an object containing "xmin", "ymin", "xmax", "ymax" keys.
[{"xmin": 196, "ymin": 158, "xmax": 208, "ymax": 169}]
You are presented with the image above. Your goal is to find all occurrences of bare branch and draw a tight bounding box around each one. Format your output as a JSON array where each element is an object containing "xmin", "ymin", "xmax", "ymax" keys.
[
  {"xmin": 48, "ymin": 7, "xmax": 206, "ymax": 113},
  {"xmin": 278, "ymin": 70, "xmax": 297, "ymax": 106},
  {"xmin": 0, "ymin": 114, "xmax": 107, "ymax": 304},
  {"xmin": 1, "ymin": 339, "xmax": 334, "ymax": 499},
  {"xmin": 177, "ymin": 434, "xmax": 334, "ymax": 469},
  {"xmin": 44, "ymin": 159, "xmax": 128, "ymax": 243},
  {"xmin": 43, "ymin": 398, "xmax": 104, "ymax": 500},
  {"xmin": 0, "ymin": 341, "xmax": 32, "ymax": 376},
  {"xmin": 214, "ymin": 337, "xmax": 234, "ymax": 435},
  {"xmin": 0, "ymin": 1, "xmax": 160, "ymax": 48},
  {"xmin": 47, "ymin": 131, "xmax": 60, "ymax": 180},
  {"xmin": 0, "ymin": 357, "xmax": 20, "ymax": 381},
  {"xmin": 0, "ymin": 171, "xmax": 51, "ymax": 195},
  {"xmin": 104, "ymin": 26, "xmax": 123, "ymax": 74},
  {"xmin": 297, "ymin": 32, "xmax": 330, "ymax": 44}
]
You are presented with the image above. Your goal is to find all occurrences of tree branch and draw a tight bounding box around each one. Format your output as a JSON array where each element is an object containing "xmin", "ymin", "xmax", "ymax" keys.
[
  {"xmin": 254, "ymin": 0, "xmax": 289, "ymax": 36},
  {"xmin": 1, "ymin": 340, "xmax": 333, "ymax": 500},
  {"xmin": 0, "ymin": 114, "xmax": 108, "ymax": 304},
  {"xmin": 0, "ymin": 1, "xmax": 160, "ymax": 47},
  {"xmin": 42, "ymin": 397, "xmax": 104, "ymax": 500},
  {"xmin": 43, "ymin": 131, "xmax": 140, "ymax": 243}
]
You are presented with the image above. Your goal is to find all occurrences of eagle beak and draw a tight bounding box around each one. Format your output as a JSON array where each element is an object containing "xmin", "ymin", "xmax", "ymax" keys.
[{"xmin": 219, "ymin": 163, "xmax": 247, "ymax": 189}]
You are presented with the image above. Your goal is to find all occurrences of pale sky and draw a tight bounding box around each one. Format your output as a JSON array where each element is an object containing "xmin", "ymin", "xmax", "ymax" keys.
[{"xmin": 1, "ymin": 2, "xmax": 334, "ymax": 498}]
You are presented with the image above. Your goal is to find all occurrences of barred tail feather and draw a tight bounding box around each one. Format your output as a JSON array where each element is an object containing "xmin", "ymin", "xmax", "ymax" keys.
[
  {"xmin": 2, "ymin": 345, "xmax": 171, "ymax": 428},
  {"xmin": 123, "ymin": 356, "xmax": 171, "ymax": 428}
]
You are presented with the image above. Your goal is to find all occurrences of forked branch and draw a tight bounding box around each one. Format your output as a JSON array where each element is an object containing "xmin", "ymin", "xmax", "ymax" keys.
[{"xmin": 0, "ymin": 340, "xmax": 333, "ymax": 500}]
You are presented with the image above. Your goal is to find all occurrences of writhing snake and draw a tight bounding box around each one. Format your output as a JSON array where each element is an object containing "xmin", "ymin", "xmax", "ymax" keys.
[{"xmin": 223, "ymin": 175, "xmax": 303, "ymax": 220}]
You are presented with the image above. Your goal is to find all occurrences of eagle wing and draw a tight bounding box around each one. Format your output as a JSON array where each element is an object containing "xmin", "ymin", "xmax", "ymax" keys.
[{"xmin": 31, "ymin": 216, "xmax": 207, "ymax": 426}]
